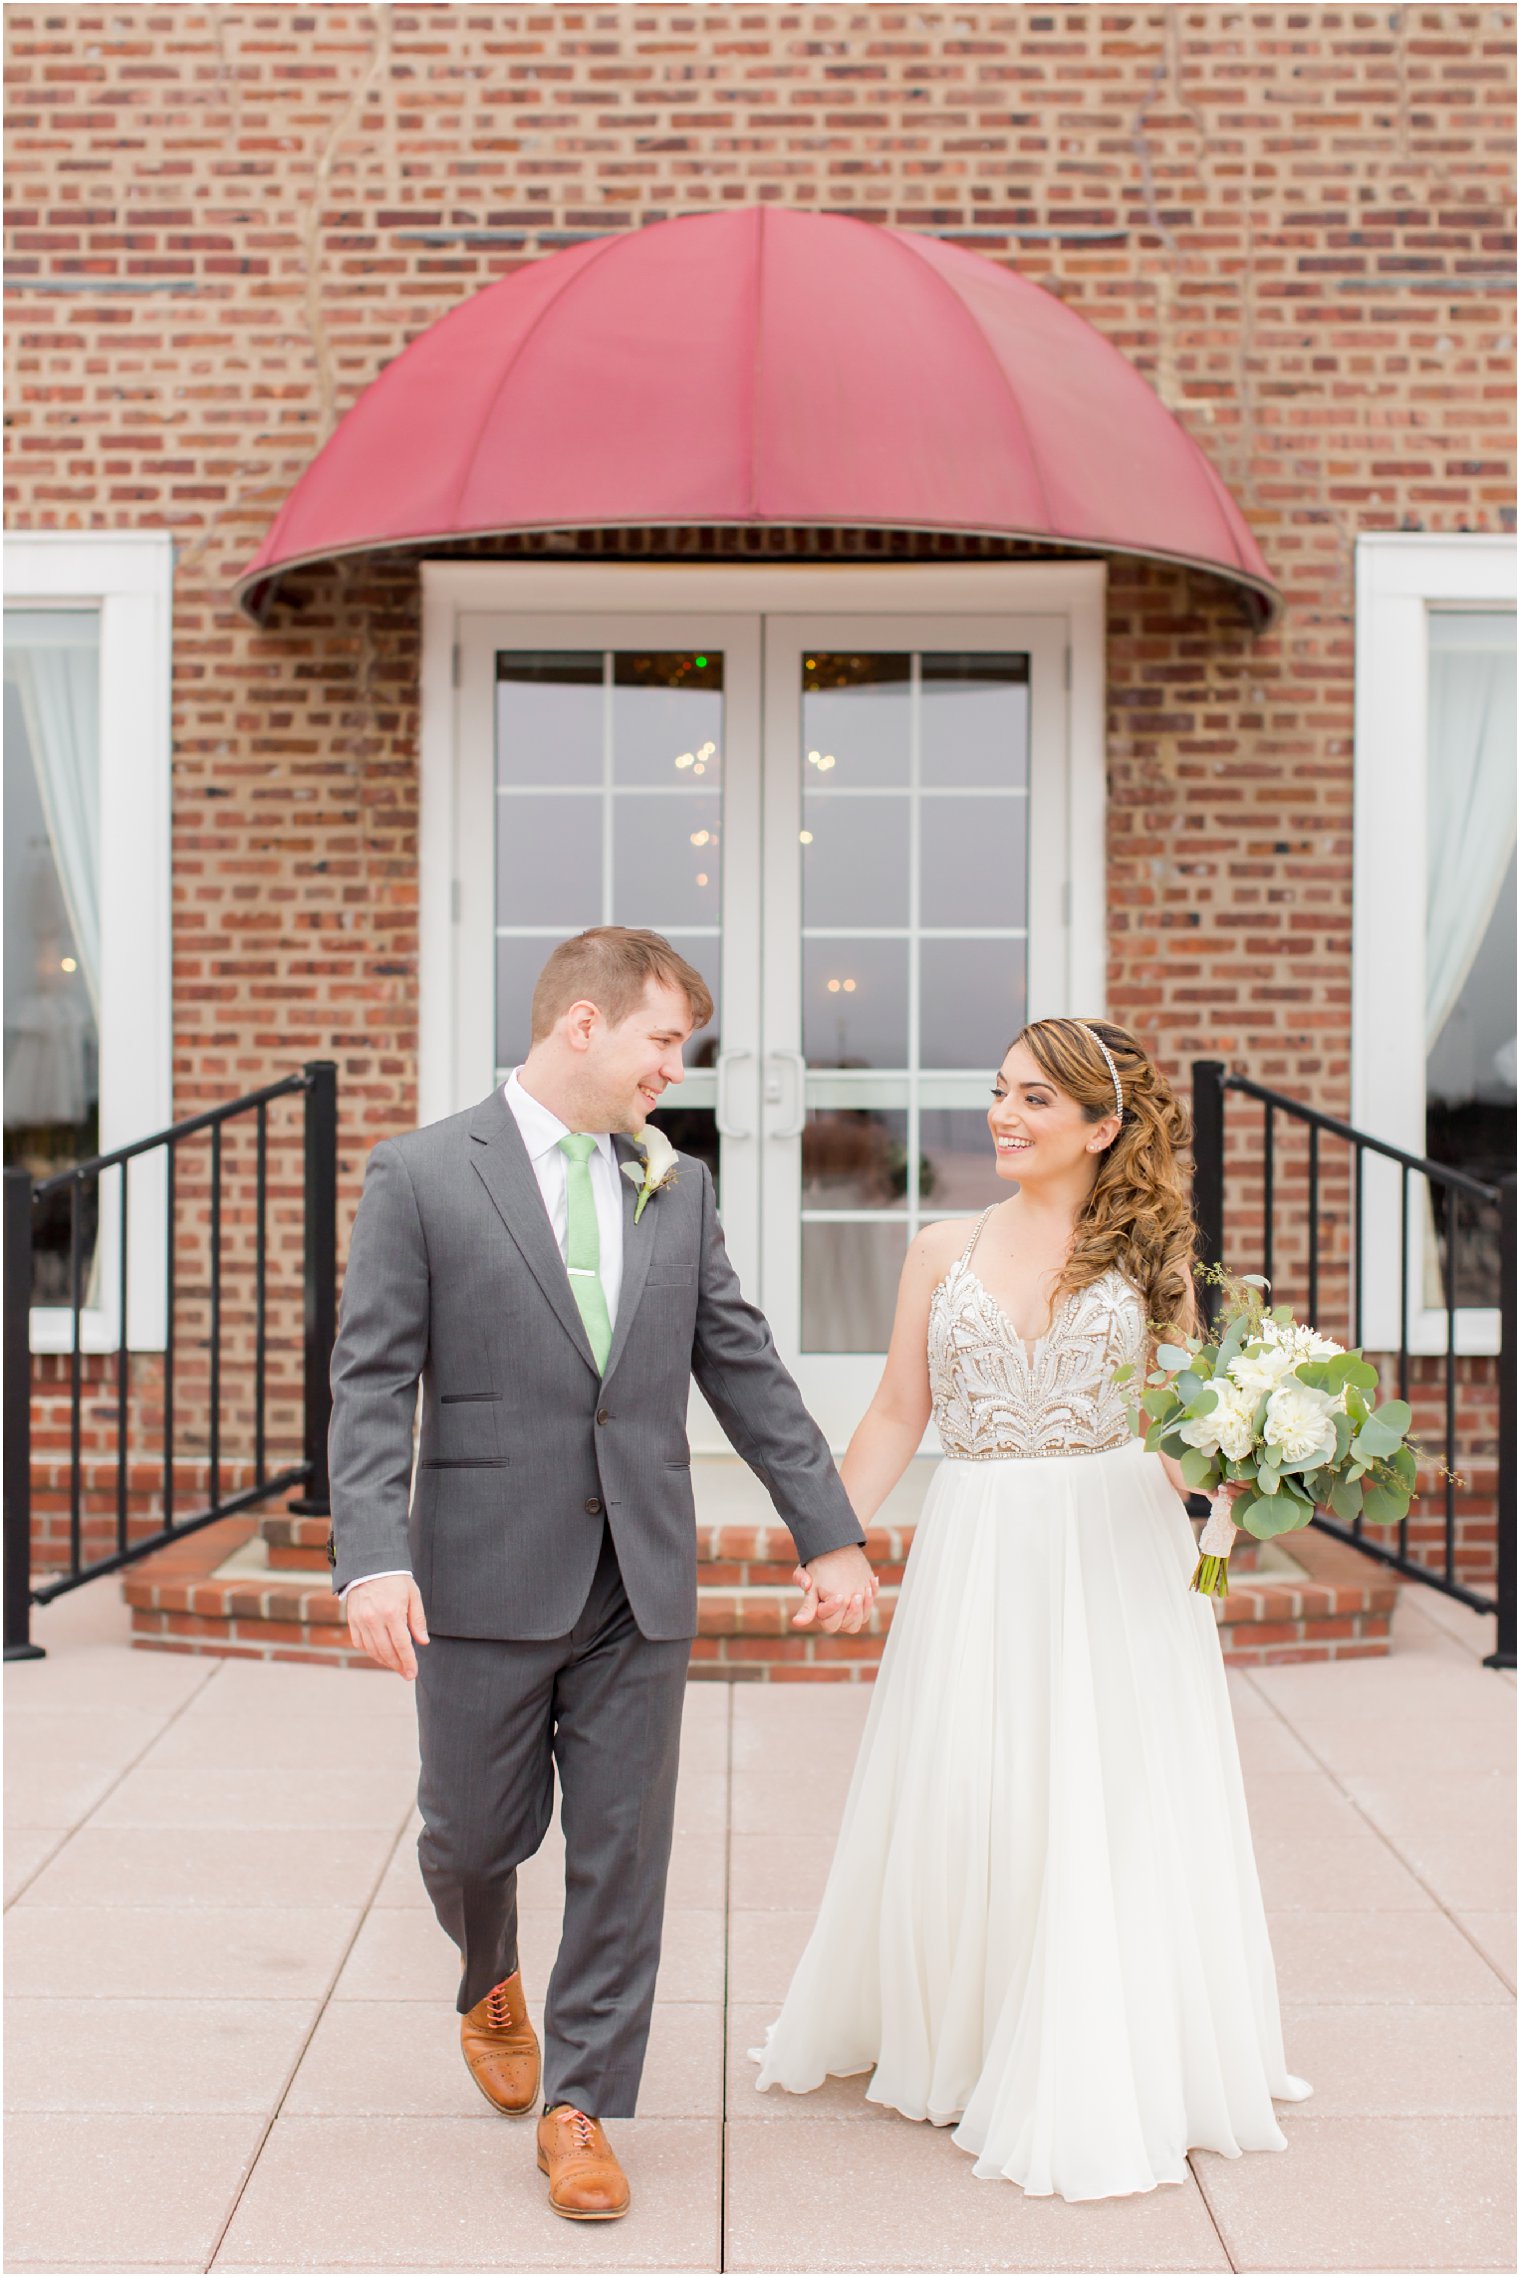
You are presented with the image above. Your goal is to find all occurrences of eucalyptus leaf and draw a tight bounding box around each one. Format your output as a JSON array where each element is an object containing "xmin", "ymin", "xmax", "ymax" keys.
[
  {"xmin": 1240, "ymin": 1493, "xmax": 1313, "ymax": 1540},
  {"xmin": 1327, "ymin": 1475, "xmax": 1364, "ymax": 1523},
  {"xmin": 1155, "ymin": 1343, "xmax": 1192, "ymax": 1372},
  {"xmin": 1179, "ymin": 1446, "xmax": 1215, "ymax": 1490},
  {"xmin": 1361, "ymin": 1478, "xmax": 1410, "ymax": 1527},
  {"xmin": 1372, "ymin": 1398, "xmax": 1413, "ymax": 1440}
]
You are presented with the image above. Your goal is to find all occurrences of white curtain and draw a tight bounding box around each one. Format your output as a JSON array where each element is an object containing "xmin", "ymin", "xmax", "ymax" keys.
[
  {"xmin": 6, "ymin": 619, "xmax": 102, "ymax": 1019},
  {"xmin": 1426, "ymin": 612, "xmax": 1517, "ymax": 1048}
]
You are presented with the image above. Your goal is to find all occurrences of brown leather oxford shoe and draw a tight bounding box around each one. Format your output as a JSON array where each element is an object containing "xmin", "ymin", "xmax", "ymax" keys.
[
  {"xmin": 535, "ymin": 2104, "xmax": 631, "ymax": 2221},
  {"xmin": 459, "ymin": 1969, "xmax": 540, "ymax": 2116}
]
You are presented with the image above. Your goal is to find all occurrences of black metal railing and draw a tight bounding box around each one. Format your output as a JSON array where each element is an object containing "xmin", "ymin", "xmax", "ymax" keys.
[
  {"xmin": 1192, "ymin": 1061, "xmax": 1515, "ymax": 1671},
  {"xmin": 3, "ymin": 1062, "xmax": 337, "ymax": 1661}
]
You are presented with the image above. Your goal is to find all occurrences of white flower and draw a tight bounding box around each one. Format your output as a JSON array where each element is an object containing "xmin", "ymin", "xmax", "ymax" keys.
[
  {"xmin": 1181, "ymin": 1379, "xmax": 1258, "ymax": 1463},
  {"xmin": 633, "ymin": 1122, "xmax": 677, "ymax": 1185},
  {"xmin": 1262, "ymin": 1380, "xmax": 1339, "ymax": 1469},
  {"xmin": 1227, "ymin": 1341, "xmax": 1298, "ymax": 1400},
  {"xmin": 622, "ymin": 1122, "xmax": 679, "ymax": 1221},
  {"xmin": 1259, "ymin": 1318, "xmax": 1344, "ymax": 1364},
  {"xmin": 1212, "ymin": 1379, "xmax": 1262, "ymax": 1462}
]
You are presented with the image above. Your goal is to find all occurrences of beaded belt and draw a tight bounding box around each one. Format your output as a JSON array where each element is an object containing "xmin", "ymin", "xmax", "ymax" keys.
[{"xmin": 940, "ymin": 1434, "xmax": 1133, "ymax": 1462}]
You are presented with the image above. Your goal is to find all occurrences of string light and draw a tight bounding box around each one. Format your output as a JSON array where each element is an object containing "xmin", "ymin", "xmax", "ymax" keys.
[
  {"xmin": 799, "ymin": 830, "xmax": 813, "ymax": 845},
  {"xmin": 60, "ymin": 957, "xmax": 77, "ymax": 974}
]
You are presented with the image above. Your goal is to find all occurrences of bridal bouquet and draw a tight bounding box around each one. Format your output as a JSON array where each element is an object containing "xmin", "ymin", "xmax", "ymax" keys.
[{"xmin": 1115, "ymin": 1271, "xmax": 1419, "ymax": 1598}]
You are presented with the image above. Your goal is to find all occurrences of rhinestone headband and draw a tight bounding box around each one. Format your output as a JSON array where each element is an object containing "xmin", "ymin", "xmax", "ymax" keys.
[{"xmin": 1080, "ymin": 1024, "xmax": 1124, "ymax": 1116}]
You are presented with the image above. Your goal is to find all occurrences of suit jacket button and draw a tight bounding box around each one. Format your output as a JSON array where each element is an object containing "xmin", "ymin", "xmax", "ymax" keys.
[
  {"xmin": 584, "ymin": 1496, "xmax": 603, "ymax": 1516},
  {"xmin": 596, "ymin": 1408, "xmax": 610, "ymax": 1426}
]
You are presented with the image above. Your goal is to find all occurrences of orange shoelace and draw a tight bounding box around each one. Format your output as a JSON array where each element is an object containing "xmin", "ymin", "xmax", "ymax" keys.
[
  {"xmin": 560, "ymin": 2108, "xmax": 597, "ymax": 2150},
  {"xmin": 484, "ymin": 1979, "xmax": 515, "ymax": 2030}
]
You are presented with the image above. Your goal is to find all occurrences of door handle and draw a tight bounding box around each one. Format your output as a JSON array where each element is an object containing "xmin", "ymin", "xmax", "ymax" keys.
[
  {"xmin": 765, "ymin": 1050, "xmax": 807, "ymax": 1141},
  {"xmin": 714, "ymin": 1049, "xmax": 753, "ymax": 1140}
]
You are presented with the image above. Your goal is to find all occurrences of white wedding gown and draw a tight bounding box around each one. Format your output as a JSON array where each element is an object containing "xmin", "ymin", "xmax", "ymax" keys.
[{"xmin": 751, "ymin": 1208, "xmax": 1311, "ymax": 2202}]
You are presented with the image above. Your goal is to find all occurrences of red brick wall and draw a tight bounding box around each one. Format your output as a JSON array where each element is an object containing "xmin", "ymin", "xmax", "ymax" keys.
[{"xmin": 6, "ymin": 8, "xmax": 1512, "ymax": 1583}]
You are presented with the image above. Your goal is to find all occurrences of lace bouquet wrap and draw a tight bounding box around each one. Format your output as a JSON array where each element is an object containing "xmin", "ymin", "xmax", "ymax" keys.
[{"xmin": 1115, "ymin": 1274, "xmax": 1419, "ymax": 1598}]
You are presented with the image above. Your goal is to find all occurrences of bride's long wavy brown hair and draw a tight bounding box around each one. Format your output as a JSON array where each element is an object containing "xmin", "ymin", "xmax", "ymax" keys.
[{"xmin": 1011, "ymin": 1017, "xmax": 1199, "ymax": 1344}]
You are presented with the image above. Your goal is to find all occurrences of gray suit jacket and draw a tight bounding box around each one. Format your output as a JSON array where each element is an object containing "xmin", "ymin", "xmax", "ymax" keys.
[{"xmin": 327, "ymin": 1088, "xmax": 866, "ymax": 1641}]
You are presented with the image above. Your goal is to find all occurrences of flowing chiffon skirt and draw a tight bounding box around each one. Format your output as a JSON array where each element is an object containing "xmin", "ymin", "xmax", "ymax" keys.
[{"xmin": 750, "ymin": 1436, "xmax": 1311, "ymax": 2202}]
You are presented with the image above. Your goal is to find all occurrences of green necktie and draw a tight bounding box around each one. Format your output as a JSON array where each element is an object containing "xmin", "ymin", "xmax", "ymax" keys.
[{"xmin": 557, "ymin": 1133, "xmax": 613, "ymax": 1372}]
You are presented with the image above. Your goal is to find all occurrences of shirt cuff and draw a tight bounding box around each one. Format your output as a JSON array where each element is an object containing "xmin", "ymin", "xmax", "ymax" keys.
[{"xmin": 337, "ymin": 1569, "xmax": 412, "ymax": 1603}]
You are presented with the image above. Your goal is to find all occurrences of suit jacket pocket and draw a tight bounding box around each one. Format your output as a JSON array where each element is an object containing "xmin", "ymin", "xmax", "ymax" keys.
[{"xmin": 420, "ymin": 1456, "xmax": 511, "ymax": 1469}]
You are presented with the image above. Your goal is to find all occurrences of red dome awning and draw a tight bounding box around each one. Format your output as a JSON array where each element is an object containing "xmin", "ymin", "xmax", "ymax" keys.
[{"xmin": 235, "ymin": 208, "xmax": 1278, "ymax": 625}]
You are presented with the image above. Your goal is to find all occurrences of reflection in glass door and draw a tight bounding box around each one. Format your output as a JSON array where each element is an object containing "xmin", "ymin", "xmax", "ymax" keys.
[
  {"xmin": 493, "ymin": 647, "xmax": 727, "ymax": 1191},
  {"xmin": 762, "ymin": 615, "xmax": 1071, "ymax": 1442},
  {"xmin": 452, "ymin": 604, "xmax": 1070, "ymax": 1448},
  {"xmin": 453, "ymin": 612, "xmax": 763, "ymax": 1332}
]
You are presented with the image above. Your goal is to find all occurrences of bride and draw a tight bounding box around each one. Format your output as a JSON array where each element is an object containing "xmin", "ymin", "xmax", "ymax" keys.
[{"xmin": 753, "ymin": 1017, "xmax": 1311, "ymax": 2202}]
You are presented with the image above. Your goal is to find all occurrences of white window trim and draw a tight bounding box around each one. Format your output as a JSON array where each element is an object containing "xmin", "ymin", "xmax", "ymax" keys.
[
  {"xmin": 417, "ymin": 559, "xmax": 1107, "ymax": 1128},
  {"xmin": 5, "ymin": 532, "xmax": 173, "ymax": 1352},
  {"xmin": 1352, "ymin": 532, "xmax": 1515, "ymax": 1358}
]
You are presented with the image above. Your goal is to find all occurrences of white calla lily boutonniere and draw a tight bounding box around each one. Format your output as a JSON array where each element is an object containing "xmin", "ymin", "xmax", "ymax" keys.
[{"xmin": 622, "ymin": 1122, "xmax": 679, "ymax": 1222}]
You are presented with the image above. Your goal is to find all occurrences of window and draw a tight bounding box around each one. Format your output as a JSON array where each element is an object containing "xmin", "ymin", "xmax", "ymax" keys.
[
  {"xmin": 3, "ymin": 534, "xmax": 173, "ymax": 1350},
  {"xmin": 1353, "ymin": 535, "xmax": 1516, "ymax": 1353}
]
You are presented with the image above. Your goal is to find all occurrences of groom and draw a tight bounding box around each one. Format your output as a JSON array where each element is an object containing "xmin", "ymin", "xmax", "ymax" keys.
[{"xmin": 328, "ymin": 926, "xmax": 875, "ymax": 2220}]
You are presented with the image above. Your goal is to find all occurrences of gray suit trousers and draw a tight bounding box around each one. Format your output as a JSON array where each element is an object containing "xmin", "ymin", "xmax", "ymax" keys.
[{"xmin": 414, "ymin": 1524, "xmax": 689, "ymax": 2118}]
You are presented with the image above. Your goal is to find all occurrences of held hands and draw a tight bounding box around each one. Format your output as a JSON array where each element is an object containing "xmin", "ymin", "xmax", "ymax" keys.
[
  {"xmin": 345, "ymin": 1574, "xmax": 430, "ymax": 1680},
  {"xmin": 791, "ymin": 1544, "xmax": 879, "ymax": 1634}
]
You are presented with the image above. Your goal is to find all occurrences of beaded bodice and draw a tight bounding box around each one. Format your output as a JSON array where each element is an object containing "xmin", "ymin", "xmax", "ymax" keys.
[{"xmin": 929, "ymin": 1207, "xmax": 1147, "ymax": 1460}]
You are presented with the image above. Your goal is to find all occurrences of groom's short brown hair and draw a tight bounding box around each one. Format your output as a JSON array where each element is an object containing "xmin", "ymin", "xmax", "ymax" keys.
[{"xmin": 531, "ymin": 927, "xmax": 714, "ymax": 1041}]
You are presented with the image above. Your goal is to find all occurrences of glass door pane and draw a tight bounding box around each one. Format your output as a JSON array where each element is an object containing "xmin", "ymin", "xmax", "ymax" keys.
[
  {"xmin": 798, "ymin": 648, "xmax": 1030, "ymax": 1353},
  {"xmin": 762, "ymin": 612, "xmax": 1070, "ymax": 1447},
  {"xmin": 494, "ymin": 646, "xmax": 726, "ymax": 1190}
]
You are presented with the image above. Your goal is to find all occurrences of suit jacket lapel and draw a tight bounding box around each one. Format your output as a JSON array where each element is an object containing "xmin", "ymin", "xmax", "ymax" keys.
[
  {"xmin": 467, "ymin": 1090, "xmax": 599, "ymax": 1376},
  {"xmin": 600, "ymin": 1133, "xmax": 656, "ymax": 1388}
]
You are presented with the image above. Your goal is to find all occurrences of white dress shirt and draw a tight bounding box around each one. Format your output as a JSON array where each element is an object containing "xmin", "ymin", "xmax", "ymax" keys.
[
  {"xmin": 500, "ymin": 1066, "xmax": 625, "ymax": 1325},
  {"xmin": 340, "ymin": 1070, "xmax": 625, "ymax": 1601}
]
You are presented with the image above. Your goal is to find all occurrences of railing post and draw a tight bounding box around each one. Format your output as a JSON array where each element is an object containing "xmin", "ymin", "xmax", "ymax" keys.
[
  {"xmin": 289, "ymin": 1061, "xmax": 337, "ymax": 1518},
  {"xmin": 1191, "ymin": 1060, "xmax": 1227, "ymax": 1327},
  {"xmin": 4, "ymin": 1168, "xmax": 44, "ymax": 1660},
  {"xmin": 1484, "ymin": 1173, "xmax": 1516, "ymax": 1672}
]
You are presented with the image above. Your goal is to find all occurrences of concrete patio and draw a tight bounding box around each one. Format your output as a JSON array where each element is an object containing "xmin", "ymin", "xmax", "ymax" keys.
[{"xmin": 5, "ymin": 1571, "xmax": 1515, "ymax": 2274}]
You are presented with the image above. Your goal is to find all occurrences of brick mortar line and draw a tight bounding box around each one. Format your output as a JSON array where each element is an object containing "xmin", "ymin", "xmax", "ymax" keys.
[{"xmin": 201, "ymin": 1786, "xmax": 421, "ymax": 2273}]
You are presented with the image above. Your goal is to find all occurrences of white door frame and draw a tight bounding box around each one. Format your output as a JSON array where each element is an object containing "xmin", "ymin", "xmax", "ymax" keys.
[
  {"xmin": 1352, "ymin": 534, "xmax": 1515, "ymax": 1356},
  {"xmin": 419, "ymin": 560, "xmax": 1108, "ymax": 1442}
]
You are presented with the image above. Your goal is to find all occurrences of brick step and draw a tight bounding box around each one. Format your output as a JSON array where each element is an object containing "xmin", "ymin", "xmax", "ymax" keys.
[{"xmin": 130, "ymin": 1512, "xmax": 1401, "ymax": 1673}]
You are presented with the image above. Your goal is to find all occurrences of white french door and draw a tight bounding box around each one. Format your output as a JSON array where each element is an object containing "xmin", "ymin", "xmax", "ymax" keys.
[
  {"xmin": 759, "ymin": 613, "xmax": 1071, "ymax": 1443},
  {"xmin": 428, "ymin": 566, "xmax": 1104, "ymax": 1449}
]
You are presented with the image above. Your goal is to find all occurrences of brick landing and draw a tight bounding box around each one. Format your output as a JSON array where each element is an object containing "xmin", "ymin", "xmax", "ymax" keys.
[{"xmin": 121, "ymin": 1459, "xmax": 1402, "ymax": 1671}]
